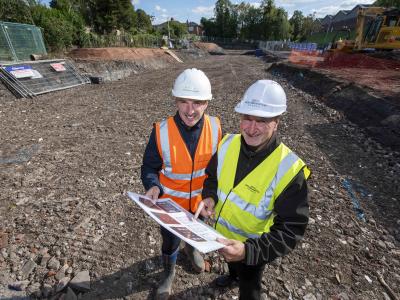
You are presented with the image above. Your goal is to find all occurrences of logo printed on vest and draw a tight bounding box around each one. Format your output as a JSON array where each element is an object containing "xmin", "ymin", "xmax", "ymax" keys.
[{"xmin": 245, "ymin": 184, "xmax": 260, "ymax": 194}]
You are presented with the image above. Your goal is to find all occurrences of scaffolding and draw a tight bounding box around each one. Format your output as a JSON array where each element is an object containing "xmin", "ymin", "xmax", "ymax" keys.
[{"xmin": 0, "ymin": 21, "xmax": 47, "ymax": 62}]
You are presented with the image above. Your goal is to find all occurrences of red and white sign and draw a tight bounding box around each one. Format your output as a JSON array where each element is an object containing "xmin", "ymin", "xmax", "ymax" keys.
[{"xmin": 50, "ymin": 63, "xmax": 66, "ymax": 72}]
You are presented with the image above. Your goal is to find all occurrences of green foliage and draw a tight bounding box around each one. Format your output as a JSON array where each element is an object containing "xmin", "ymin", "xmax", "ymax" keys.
[
  {"xmin": 159, "ymin": 20, "xmax": 188, "ymax": 39},
  {"xmin": 238, "ymin": 5, "xmax": 263, "ymax": 39},
  {"xmin": 373, "ymin": 0, "xmax": 400, "ymax": 8},
  {"xmin": 214, "ymin": 0, "xmax": 238, "ymax": 38},
  {"xmin": 289, "ymin": 10, "xmax": 304, "ymax": 41},
  {"xmin": 31, "ymin": 4, "xmax": 74, "ymax": 52},
  {"xmin": 201, "ymin": 17, "xmax": 218, "ymax": 37},
  {"xmin": 202, "ymin": 0, "xmax": 292, "ymax": 41},
  {"xmin": 85, "ymin": 0, "xmax": 137, "ymax": 34},
  {"xmin": 136, "ymin": 9, "xmax": 152, "ymax": 33},
  {"xmin": 289, "ymin": 11, "xmax": 322, "ymax": 41},
  {"xmin": 307, "ymin": 30, "xmax": 356, "ymax": 45},
  {"xmin": 0, "ymin": 0, "xmax": 33, "ymax": 24}
]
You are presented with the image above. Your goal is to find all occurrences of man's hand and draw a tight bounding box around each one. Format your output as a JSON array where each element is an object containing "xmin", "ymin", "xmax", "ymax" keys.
[
  {"xmin": 200, "ymin": 197, "xmax": 215, "ymax": 218},
  {"xmin": 217, "ymin": 238, "xmax": 245, "ymax": 262},
  {"xmin": 145, "ymin": 186, "xmax": 160, "ymax": 201}
]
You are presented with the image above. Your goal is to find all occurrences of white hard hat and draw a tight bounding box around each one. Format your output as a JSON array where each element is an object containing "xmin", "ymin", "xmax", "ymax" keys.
[
  {"xmin": 172, "ymin": 68, "xmax": 212, "ymax": 101},
  {"xmin": 235, "ymin": 80, "xmax": 287, "ymax": 118}
]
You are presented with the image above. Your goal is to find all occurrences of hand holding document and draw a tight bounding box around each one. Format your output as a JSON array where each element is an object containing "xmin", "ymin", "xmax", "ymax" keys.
[{"xmin": 127, "ymin": 192, "xmax": 225, "ymax": 253}]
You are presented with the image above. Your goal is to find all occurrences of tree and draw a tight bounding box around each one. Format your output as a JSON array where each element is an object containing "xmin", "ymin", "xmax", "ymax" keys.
[
  {"xmin": 160, "ymin": 19, "xmax": 187, "ymax": 39},
  {"xmin": 0, "ymin": 0, "xmax": 33, "ymax": 24},
  {"xmin": 30, "ymin": 4, "xmax": 75, "ymax": 51},
  {"xmin": 136, "ymin": 9, "xmax": 152, "ymax": 33},
  {"xmin": 86, "ymin": 0, "xmax": 137, "ymax": 34},
  {"xmin": 259, "ymin": 0, "xmax": 290, "ymax": 40},
  {"xmin": 201, "ymin": 17, "xmax": 218, "ymax": 37},
  {"xmin": 49, "ymin": 0, "xmax": 86, "ymax": 46},
  {"xmin": 214, "ymin": 0, "xmax": 238, "ymax": 37},
  {"xmin": 301, "ymin": 13, "xmax": 321, "ymax": 41},
  {"xmin": 289, "ymin": 10, "xmax": 304, "ymax": 41},
  {"xmin": 238, "ymin": 5, "xmax": 263, "ymax": 39},
  {"xmin": 373, "ymin": 0, "xmax": 400, "ymax": 8}
]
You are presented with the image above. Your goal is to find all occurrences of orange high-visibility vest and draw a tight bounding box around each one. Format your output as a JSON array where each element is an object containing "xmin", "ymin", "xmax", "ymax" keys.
[{"xmin": 155, "ymin": 115, "xmax": 221, "ymax": 212}]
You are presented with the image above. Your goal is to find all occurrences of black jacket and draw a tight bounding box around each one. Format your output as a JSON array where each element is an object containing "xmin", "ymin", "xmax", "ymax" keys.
[
  {"xmin": 141, "ymin": 113, "xmax": 204, "ymax": 196},
  {"xmin": 202, "ymin": 133, "xmax": 309, "ymax": 266}
]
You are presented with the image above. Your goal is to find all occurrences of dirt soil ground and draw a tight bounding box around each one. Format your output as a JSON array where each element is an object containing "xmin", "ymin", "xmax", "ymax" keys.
[{"xmin": 0, "ymin": 52, "xmax": 400, "ymax": 300}]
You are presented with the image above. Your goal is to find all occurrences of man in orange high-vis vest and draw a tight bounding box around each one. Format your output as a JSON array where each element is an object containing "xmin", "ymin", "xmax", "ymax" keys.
[{"xmin": 141, "ymin": 68, "xmax": 221, "ymax": 300}]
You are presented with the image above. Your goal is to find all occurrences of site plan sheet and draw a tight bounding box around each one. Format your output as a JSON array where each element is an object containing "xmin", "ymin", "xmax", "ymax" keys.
[{"xmin": 127, "ymin": 192, "xmax": 226, "ymax": 253}]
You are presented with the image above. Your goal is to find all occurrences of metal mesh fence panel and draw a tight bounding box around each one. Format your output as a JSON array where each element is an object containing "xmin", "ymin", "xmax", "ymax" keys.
[
  {"xmin": 0, "ymin": 21, "xmax": 47, "ymax": 62},
  {"xmin": 0, "ymin": 59, "xmax": 89, "ymax": 97}
]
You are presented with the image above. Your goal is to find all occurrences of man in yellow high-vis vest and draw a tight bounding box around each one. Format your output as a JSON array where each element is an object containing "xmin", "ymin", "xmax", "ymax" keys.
[{"xmin": 200, "ymin": 80, "xmax": 310, "ymax": 300}]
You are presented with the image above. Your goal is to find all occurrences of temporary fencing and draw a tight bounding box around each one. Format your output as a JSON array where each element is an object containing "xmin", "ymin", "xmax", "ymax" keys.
[
  {"xmin": 0, "ymin": 59, "xmax": 90, "ymax": 98},
  {"xmin": 0, "ymin": 21, "xmax": 47, "ymax": 62},
  {"xmin": 258, "ymin": 41, "xmax": 318, "ymax": 52},
  {"xmin": 81, "ymin": 32, "xmax": 162, "ymax": 48},
  {"xmin": 288, "ymin": 50, "xmax": 325, "ymax": 67}
]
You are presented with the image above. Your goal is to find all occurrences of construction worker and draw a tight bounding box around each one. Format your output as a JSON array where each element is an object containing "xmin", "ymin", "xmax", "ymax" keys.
[
  {"xmin": 141, "ymin": 68, "xmax": 222, "ymax": 299},
  {"xmin": 200, "ymin": 80, "xmax": 310, "ymax": 300}
]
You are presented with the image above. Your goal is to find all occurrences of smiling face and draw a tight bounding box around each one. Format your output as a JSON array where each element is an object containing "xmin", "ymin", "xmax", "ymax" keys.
[
  {"xmin": 240, "ymin": 114, "xmax": 279, "ymax": 148},
  {"xmin": 176, "ymin": 98, "xmax": 208, "ymax": 127}
]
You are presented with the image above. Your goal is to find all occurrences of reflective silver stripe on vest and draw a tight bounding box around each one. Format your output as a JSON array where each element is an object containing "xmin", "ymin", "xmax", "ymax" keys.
[
  {"xmin": 217, "ymin": 134, "xmax": 236, "ymax": 179},
  {"xmin": 159, "ymin": 119, "xmax": 172, "ymax": 172},
  {"xmin": 163, "ymin": 186, "xmax": 202, "ymax": 199},
  {"xmin": 217, "ymin": 217, "xmax": 260, "ymax": 239},
  {"xmin": 161, "ymin": 168, "xmax": 206, "ymax": 180},
  {"xmin": 264, "ymin": 151, "xmax": 299, "ymax": 205},
  {"xmin": 217, "ymin": 150, "xmax": 300, "ymax": 220},
  {"xmin": 218, "ymin": 188, "xmax": 273, "ymax": 220},
  {"xmin": 209, "ymin": 116, "xmax": 219, "ymax": 154}
]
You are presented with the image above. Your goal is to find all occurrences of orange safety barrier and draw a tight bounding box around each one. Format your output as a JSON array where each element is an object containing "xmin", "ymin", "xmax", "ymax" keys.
[{"xmin": 288, "ymin": 50, "xmax": 325, "ymax": 67}]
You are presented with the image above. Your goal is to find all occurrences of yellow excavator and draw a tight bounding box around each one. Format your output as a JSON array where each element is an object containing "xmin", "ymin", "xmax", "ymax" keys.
[{"xmin": 331, "ymin": 7, "xmax": 400, "ymax": 51}]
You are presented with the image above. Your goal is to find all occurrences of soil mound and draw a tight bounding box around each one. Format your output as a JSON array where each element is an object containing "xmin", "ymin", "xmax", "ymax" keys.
[
  {"xmin": 193, "ymin": 42, "xmax": 224, "ymax": 55},
  {"xmin": 69, "ymin": 47, "xmax": 176, "ymax": 62},
  {"xmin": 318, "ymin": 51, "xmax": 400, "ymax": 69}
]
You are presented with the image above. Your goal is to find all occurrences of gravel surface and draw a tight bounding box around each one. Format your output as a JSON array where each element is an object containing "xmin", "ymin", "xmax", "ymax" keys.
[{"xmin": 0, "ymin": 53, "xmax": 399, "ymax": 299}]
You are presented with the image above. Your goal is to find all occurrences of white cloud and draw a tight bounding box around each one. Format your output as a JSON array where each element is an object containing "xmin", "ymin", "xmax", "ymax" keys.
[
  {"xmin": 311, "ymin": 5, "xmax": 341, "ymax": 17},
  {"xmin": 249, "ymin": 2, "xmax": 261, "ymax": 8},
  {"xmin": 192, "ymin": 6, "xmax": 214, "ymax": 14},
  {"xmin": 155, "ymin": 5, "xmax": 167, "ymax": 13},
  {"xmin": 131, "ymin": 0, "xmax": 139, "ymax": 5}
]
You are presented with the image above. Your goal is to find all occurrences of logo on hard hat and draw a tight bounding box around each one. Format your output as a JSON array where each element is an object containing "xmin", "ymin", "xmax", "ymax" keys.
[
  {"xmin": 244, "ymin": 99, "xmax": 268, "ymax": 108},
  {"xmin": 182, "ymin": 85, "xmax": 200, "ymax": 93}
]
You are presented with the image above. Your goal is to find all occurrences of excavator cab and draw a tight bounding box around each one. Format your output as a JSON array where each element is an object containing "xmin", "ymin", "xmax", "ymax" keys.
[{"xmin": 360, "ymin": 9, "xmax": 400, "ymax": 50}]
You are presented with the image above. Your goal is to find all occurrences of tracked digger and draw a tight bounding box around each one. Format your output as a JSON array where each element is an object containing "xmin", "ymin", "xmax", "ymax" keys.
[{"xmin": 330, "ymin": 7, "xmax": 400, "ymax": 51}]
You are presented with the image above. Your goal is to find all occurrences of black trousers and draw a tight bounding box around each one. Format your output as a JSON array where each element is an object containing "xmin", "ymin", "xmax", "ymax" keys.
[{"xmin": 228, "ymin": 261, "xmax": 266, "ymax": 300}]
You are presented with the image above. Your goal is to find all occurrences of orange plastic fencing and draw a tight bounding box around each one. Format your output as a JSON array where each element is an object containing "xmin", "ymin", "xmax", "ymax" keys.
[{"xmin": 288, "ymin": 50, "xmax": 325, "ymax": 67}]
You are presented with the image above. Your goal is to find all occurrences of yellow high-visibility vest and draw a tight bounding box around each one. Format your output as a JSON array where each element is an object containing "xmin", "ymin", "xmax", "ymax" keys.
[{"xmin": 214, "ymin": 134, "xmax": 310, "ymax": 242}]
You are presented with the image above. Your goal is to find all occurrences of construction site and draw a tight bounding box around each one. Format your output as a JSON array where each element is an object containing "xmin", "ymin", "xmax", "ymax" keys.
[{"xmin": 1, "ymin": 14, "xmax": 400, "ymax": 300}]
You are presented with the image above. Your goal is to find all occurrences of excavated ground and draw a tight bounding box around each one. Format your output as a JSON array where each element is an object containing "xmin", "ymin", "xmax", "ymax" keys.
[{"xmin": 0, "ymin": 51, "xmax": 399, "ymax": 300}]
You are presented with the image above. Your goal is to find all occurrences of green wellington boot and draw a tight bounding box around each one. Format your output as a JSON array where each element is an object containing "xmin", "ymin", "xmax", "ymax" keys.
[
  {"xmin": 184, "ymin": 243, "xmax": 205, "ymax": 273},
  {"xmin": 156, "ymin": 252, "xmax": 177, "ymax": 300}
]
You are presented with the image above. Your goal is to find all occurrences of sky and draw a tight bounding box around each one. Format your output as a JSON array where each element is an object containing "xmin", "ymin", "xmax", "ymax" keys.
[{"xmin": 134, "ymin": 0, "xmax": 376, "ymax": 24}]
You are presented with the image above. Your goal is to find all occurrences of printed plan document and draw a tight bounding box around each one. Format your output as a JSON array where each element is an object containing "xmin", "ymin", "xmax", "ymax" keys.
[{"xmin": 127, "ymin": 192, "xmax": 225, "ymax": 253}]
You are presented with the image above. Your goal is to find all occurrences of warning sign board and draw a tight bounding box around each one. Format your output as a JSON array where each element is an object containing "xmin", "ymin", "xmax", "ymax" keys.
[{"xmin": 50, "ymin": 63, "xmax": 66, "ymax": 72}]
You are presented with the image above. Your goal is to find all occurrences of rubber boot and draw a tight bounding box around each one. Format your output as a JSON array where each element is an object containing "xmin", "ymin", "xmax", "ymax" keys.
[
  {"xmin": 184, "ymin": 243, "xmax": 205, "ymax": 273},
  {"xmin": 156, "ymin": 251, "xmax": 177, "ymax": 300}
]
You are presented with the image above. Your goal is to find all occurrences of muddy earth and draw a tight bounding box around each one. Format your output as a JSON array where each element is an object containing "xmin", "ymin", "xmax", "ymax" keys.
[{"xmin": 0, "ymin": 52, "xmax": 399, "ymax": 299}]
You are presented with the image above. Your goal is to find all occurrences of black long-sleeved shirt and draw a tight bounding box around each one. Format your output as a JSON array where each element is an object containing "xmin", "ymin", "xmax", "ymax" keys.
[
  {"xmin": 141, "ymin": 113, "xmax": 204, "ymax": 196},
  {"xmin": 202, "ymin": 133, "xmax": 309, "ymax": 266}
]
